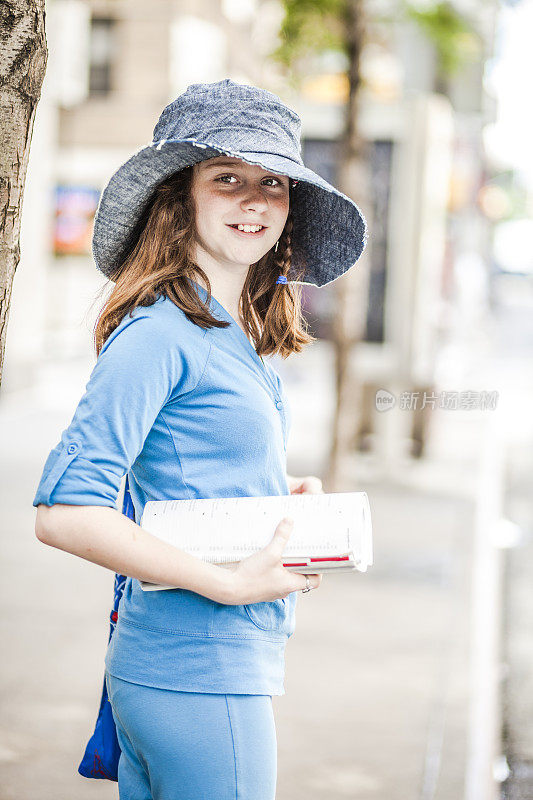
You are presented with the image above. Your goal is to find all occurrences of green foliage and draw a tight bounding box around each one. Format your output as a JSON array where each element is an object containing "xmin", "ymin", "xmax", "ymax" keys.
[
  {"xmin": 402, "ymin": 1, "xmax": 482, "ymax": 75},
  {"xmin": 270, "ymin": 0, "xmax": 483, "ymax": 89},
  {"xmin": 270, "ymin": 0, "xmax": 350, "ymax": 87}
]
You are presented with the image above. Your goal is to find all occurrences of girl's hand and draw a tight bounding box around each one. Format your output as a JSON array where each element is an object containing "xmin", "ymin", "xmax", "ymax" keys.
[
  {"xmin": 287, "ymin": 474, "xmax": 323, "ymax": 495},
  {"xmin": 226, "ymin": 517, "xmax": 322, "ymax": 605}
]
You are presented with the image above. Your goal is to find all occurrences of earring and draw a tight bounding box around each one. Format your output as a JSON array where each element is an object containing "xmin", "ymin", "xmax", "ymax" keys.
[{"xmin": 274, "ymin": 240, "xmax": 279, "ymax": 253}]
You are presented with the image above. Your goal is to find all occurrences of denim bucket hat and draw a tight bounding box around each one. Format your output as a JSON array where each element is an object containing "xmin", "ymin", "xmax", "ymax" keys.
[{"xmin": 91, "ymin": 78, "xmax": 368, "ymax": 287}]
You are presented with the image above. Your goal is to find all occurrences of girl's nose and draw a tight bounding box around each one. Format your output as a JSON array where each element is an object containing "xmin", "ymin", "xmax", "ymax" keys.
[{"xmin": 239, "ymin": 186, "xmax": 269, "ymax": 211}]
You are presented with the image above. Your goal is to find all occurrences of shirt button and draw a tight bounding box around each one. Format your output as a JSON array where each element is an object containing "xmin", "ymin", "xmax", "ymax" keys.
[
  {"xmin": 275, "ymin": 400, "xmax": 283, "ymax": 410},
  {"xmin": 67, "ymin": 443, "xmax": 79, "ymax": 455}
]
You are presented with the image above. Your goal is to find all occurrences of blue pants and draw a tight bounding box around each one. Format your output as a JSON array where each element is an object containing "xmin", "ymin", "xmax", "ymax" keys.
[{"xmin": 105, "ymin": 672, "xmax": 277, "ymax": 799}]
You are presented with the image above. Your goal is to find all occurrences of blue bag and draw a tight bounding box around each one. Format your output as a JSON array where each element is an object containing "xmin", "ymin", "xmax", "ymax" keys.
[{"xmin": 77, "ymin": 474, "xmax": 135, "ymax": 780}]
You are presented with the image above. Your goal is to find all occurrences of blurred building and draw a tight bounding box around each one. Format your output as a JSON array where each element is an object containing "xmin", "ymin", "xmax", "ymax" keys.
[{"xmin": 296, "ymin": 0, "xmax": 499, "ymax": 462}]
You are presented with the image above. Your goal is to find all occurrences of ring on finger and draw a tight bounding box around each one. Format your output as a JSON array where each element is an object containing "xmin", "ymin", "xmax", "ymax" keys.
[{"xmin": 302, "ymin": 575, "xmax": 312, "ymax": 593}]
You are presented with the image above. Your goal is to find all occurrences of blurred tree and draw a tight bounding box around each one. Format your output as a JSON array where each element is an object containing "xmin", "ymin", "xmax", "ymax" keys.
[
  {"xmin": 0, "ymin": 0, "xmax": 47, "ymax": 387},
  {"xmin": 270, "ymin": 0, "xmax": 482, "ymax": 480}
]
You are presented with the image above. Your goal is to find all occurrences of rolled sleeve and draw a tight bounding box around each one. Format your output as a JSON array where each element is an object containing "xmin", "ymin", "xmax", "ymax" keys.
[{"xmin": 33, "ymin": 309, "xmax": 199, "ymax": 508}]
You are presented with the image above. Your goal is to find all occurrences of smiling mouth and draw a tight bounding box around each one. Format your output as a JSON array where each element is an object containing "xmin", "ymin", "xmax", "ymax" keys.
[{"xmin": 227, "ymin": 224, "xmax": 268, "ymax": 236}]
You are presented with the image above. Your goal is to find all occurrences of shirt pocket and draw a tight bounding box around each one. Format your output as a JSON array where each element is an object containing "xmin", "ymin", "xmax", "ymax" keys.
[
  {"xmin": 244, "ymin": 598, "xmax": 295, "ymax": 636},
  {"xmin": 212, "ymin": 593, "xmax": 296, "ymax": 639}
]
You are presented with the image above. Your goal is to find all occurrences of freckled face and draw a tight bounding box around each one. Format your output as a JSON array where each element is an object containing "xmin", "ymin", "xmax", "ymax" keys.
[{"xmin": 190, "ymin": 156, "xmax": 290, "ymax": 268}]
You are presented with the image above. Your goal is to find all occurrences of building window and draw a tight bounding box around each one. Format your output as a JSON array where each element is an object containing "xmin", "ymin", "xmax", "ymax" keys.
[{"xmin": 88, "ymin": 17, "xmax": 116, "ymax": 96}]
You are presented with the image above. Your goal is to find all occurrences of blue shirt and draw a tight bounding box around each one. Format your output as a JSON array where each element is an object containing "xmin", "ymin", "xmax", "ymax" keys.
[{"xmin": 33, "ymin": 279, "xmax": 298, "ymax": 695}]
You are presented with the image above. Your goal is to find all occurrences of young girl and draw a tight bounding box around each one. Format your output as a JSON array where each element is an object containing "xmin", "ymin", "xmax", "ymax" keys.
[{"xmin": 33, "ymin": 79, "xmax": 367, "ymax": 799}]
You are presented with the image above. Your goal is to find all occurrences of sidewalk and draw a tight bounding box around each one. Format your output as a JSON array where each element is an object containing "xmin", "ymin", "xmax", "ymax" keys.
[
  {"xmin": 277, "ymin": 475, "xmax": 475, "ymax": 800},
  {"xmin": 275, "ymin": 342, "xmax": 499, "ymax": 800},
  {"xmin": 0, "ymin": 340, "xmax": 499, "ymax": 799},
  {"xmin": 495, "ymin": 290, "xmax": 533, "ymax": 800}
]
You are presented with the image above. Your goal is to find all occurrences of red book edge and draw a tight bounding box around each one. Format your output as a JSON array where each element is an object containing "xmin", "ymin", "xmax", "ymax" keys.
[{"xmin": 282, "ymin": 555, "xmax": 351, "ymax": 567}]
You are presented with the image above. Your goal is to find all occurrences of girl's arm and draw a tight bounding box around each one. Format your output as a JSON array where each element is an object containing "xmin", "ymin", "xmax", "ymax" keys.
[
  {"xmin": 35, "ymin": 502, "xmax": 321, "ymax": 605},
  {"xmin": 36, "ymin": 503, "xmax": 236, "ymax": 603}
]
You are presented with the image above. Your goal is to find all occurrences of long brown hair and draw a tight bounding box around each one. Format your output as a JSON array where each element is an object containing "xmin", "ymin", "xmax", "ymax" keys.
[{"xmin": 92, "ymin": 166, "xmax": 316, "ymax": 359}]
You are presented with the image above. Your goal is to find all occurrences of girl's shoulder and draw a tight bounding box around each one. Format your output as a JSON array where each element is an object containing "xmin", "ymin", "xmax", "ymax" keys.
[
  {"xmin": 114, "ymin": 294, "xmax": 208, "ymax": 339},
  {"xmin": 129, "ymin": 293, "xmax": 207, "ymax": 330},
  {"xmin": 100, "ymin": 294, "xmax": 211, "ymax": 365}
]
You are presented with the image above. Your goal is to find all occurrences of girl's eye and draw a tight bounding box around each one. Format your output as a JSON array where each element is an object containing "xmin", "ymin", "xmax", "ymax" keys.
[
  {"xmin": 262, "ymin": 177, "xmax": 283, "ymax": 187},
  {"xmin": 215, "ymin": 174, "xmax": 238, "ymax": 184},
  {"xmin": 214, "ymin": 174, "xmax": 285, "ymax": 188}
]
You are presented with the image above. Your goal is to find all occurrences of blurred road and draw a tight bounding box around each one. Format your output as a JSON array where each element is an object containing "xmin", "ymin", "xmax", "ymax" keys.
[{"xmin": 1, "ymin": 275, "xmax": 531, "ymax": 799}]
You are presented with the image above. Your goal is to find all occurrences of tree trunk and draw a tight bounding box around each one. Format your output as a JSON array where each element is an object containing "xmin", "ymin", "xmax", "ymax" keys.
[
  {"xmin": 324, "ymin": 0, "xmax": 371, "ymax": 491},
  {"xmin": 0, "ymin": 0, "xmax": 48, "ymax": 387}
]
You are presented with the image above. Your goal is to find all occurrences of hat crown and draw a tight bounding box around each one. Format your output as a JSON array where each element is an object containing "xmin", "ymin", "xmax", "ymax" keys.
[{"xmin": 152, "ymin": 79, "xmax": 304, "ymax": 165}]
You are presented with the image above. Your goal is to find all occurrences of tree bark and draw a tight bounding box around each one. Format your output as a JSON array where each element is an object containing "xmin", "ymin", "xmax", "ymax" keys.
[
  {"xmin": 0, "ymin": 0, "xmax": 48, "ymax": 387},
  {"xmin": 325, "ymin": 0, "xmax": 371, "ymax": 491}
]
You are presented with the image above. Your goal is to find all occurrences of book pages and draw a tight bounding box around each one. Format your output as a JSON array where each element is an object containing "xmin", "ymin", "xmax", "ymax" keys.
[{"xmin": 138, "ymin": 492, "xmax": 372, "ymax": 592}]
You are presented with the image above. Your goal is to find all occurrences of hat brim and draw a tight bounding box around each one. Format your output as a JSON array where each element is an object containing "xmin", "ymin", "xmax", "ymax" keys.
[{"xmin": 92, "ymin": 138, "xmax": 368, "ymax": 287}]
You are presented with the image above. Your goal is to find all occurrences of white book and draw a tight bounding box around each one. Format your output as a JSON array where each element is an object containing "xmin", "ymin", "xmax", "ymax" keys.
[{"xmin": 138, "ymin": 492, "xmax": 373, "ymax": 592}]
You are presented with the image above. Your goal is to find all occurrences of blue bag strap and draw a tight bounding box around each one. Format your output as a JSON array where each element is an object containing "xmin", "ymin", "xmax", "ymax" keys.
[
  {"xmin": 78, "ymin": 473, "xmax": 135, "ymax": 781},
  {"xmin": 109, "ymin": 474, "xmax": 135, "ymax": 636}
]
